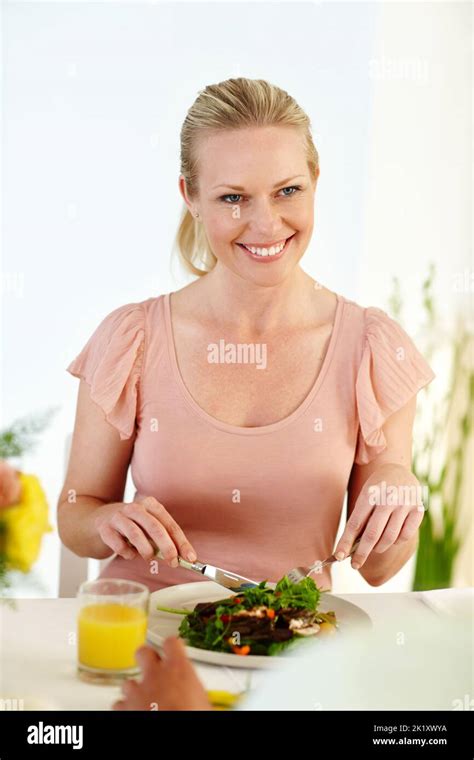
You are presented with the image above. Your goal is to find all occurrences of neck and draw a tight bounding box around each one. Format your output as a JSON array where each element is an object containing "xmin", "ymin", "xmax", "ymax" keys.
[{"xmin": 196, "ymin": 263, "xmax": 322, "ymax": 335}]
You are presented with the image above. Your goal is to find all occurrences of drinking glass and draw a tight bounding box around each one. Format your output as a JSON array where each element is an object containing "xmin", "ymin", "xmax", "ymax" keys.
[{"xmin": 77, "ymin": 578, "xmax": 149, "ymax": 685}]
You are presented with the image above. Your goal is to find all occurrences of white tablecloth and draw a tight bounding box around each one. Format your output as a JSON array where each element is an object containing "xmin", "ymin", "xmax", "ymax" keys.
[{"xmin": 1, "ymin": 589, "xmax": 472, "ymax": 710}]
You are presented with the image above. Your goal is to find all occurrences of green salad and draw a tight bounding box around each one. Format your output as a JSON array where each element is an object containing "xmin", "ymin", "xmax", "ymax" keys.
[{"xmin": 157, "ymin": 576, "xmax": 337, "ymax": 657}]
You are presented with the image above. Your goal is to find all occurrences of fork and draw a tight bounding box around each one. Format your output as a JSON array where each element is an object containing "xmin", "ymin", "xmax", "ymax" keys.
[{"xmin": 287, "ymin": 540, "xmax": 361, "ymax": 584}]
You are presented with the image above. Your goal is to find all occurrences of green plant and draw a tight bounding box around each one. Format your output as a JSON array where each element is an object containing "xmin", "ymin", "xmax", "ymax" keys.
[
  {"xmin": 0, "ymin": 408, "xmax": 58, "ymax": 459},
  {"xmin": 388, "ymin": 264, "xmax": 473, "ymax": 590}
]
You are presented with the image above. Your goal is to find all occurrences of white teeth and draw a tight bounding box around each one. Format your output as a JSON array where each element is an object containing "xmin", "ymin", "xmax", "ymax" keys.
[{"xmin": 241, "ymin": 239, "xmax": 287, "ymax": 257}]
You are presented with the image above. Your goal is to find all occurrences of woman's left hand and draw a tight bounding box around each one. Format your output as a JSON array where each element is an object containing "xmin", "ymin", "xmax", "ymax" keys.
[{"xmin": 334, "ymin": 466, "xmax": 425, "ymax": 570}]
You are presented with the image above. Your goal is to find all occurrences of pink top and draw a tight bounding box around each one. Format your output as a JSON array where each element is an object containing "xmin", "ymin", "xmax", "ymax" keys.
[{"xmin": 66, "ymin": 292, "xmax": 435, "ymax": 592}]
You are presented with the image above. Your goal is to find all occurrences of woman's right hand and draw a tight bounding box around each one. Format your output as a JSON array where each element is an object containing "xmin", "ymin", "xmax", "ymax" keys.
[{"xmin": 94, "ymin": 495, "xmax": 197, "ymax": 567}]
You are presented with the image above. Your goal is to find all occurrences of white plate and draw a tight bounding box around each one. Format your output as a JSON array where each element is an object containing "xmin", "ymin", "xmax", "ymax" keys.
[{"xmin": 147, "ymin": 581, "xmax": 372, "ymax": 669}]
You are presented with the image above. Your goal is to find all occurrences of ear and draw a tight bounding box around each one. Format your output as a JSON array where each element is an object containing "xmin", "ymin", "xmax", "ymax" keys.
[{"xmin": 178, "ymin": 175, "xmax": 196, "ymax": 215}]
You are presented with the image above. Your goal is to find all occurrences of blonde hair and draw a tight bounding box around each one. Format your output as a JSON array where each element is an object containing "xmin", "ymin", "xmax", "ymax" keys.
[{"xmin": 174, "ymin": 78, "xmax": 320, "ymax": 277}]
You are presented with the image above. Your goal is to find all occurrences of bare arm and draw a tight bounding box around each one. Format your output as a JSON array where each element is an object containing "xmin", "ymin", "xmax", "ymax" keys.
[
  {"xmin": 57, "ymin": 379, "xmax": 136, "ymax": 559},
  {"xmin": 336, "ymin": 396, "xmax": 423, "ymax": 586},
  {"xmin": 58, "ymin": 379, "xmax": 198, "ymax": 566}
]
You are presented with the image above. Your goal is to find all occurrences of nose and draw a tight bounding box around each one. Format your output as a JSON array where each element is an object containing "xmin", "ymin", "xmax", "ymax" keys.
[{"xmin": 246, "ymin": 197, "xmax": 283, "ymax": 239}]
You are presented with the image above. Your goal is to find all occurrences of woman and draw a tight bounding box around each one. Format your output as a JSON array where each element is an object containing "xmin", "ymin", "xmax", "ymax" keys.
[{"xmin": 58, "ymin": 78, "xmax": 435, "ymax": 594}]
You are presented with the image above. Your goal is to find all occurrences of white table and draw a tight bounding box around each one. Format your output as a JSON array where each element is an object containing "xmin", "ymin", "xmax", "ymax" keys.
[{"xmin": 1, "ymin": 589, "xmax": 472, "ymax": 710}]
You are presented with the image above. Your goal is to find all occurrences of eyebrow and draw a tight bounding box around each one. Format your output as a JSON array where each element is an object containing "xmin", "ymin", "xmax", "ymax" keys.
[{"xmin": 211, "ymin": 175, "xmax": 307, "ymax": 191}]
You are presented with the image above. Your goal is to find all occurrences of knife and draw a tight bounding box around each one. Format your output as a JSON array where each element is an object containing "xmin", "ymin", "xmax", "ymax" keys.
[{"xmin": 154, "ymin": 548, "xmax": 260, "ymax": 593}]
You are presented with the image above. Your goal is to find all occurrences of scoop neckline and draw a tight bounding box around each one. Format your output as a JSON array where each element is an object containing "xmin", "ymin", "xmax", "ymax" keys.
[{"xmin": 163, "ymin": 289, "xmax": 345, "ymax": 436}]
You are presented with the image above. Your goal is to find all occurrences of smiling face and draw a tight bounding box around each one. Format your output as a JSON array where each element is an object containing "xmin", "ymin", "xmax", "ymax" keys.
[{"xmin": 179, "ymin": 126, "xmax": 318, "ymax": 286}]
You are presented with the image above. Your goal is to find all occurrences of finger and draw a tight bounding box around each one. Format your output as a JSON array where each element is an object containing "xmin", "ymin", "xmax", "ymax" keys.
[
  {"xmin": 162, "ymin": 636, "xmax": 189, "ymax": 665},
  {"xmin": 112, "ymin": 699, "xmax": 127, "ymax": 711},
  {"xmin": 121, "ymin": 679, "xmax": 140, "ymax": 698},
  {"xmin": 145, "ymin": 499, "xmax": 197, "ymax": 562},
  {"xmin": 136, "ymin": 644, "xmax": 162, "ymax": 662},
  {"xmin": 123, "ymin": 502, "xmax": 181, "ymax": 566},
  {"xmin": 112, "ymin": 513, "xmax": 156, "ymax": 560},
  {"xmin": 393, "ymin": 506, "xmax": 425, "ymax": 545},
  {"xmin": 135, "ymin": 645, "xmax": 162, "ymax": 675},
  {"xmin": 138, "ymin": 497, "xmax": 197, "ymax": 562},
  {"xmin": 101, "ymin": 525, "xmax": 137, "ymax": 560},
  {"xmin": 334, "ymin": 507, "xmax": 372, "ymax": 560},
  {"xmin": 351, "ymin": 507, "xmax": 392, "ymax": 569},
  {"xmin": 372, "ymin": 506, "xmax": 411, "ymax": 553}
]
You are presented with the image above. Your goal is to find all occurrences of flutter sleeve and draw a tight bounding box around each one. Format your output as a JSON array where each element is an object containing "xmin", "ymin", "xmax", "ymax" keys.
[
  {"xmin": 354, "ymin": 306, "xmax": 436, "ymax": 465},
  {"xmin": 66, "ymin": 302, "xmax": 146, "ymax": 440}
]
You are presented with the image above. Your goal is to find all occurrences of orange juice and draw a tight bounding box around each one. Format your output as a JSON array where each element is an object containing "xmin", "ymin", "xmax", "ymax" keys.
[{"xmin": 78, "ymin": 603, "xmax": 148, "ymax": 670}]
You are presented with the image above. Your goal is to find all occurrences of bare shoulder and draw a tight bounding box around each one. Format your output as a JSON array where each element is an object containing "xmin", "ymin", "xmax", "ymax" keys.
[
  {"xmin": 315, "ymin": 286, "xmax": 339, "ymax": 327},
  {"xmin": 323, "ymin": 289, "xmax": 371, "ymax": 332},
  {"xmin": 169, "ymin": 280, "xmax": 205, "ymax": 317}
]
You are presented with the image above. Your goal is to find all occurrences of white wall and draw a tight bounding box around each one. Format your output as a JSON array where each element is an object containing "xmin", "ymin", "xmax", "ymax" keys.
[
  {"xmin": 332, "ymin": 0, "xmax": 472, "ymax": 593},
  {"xmin": 2, "ymin": 1, "xmax": 470, "ymax": 596}
]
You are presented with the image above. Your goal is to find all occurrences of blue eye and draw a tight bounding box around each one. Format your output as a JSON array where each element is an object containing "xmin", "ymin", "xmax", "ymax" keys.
[
  {"xmin": 280, "ymin": 185, "xmax": 302, "ymax": 196},
  {"xmin": 220, "ymin": 194, "xmax": 242, "ymax": 203},
  {"xmin": 219, "ymin": 185, "xmax": 303, "ymax": 204}
]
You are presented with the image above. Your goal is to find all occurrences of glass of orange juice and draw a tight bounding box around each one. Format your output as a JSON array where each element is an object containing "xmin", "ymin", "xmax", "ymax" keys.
[{"xmin": 77, "ymin": 578, "xmax": 149, "ymax": 685}]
